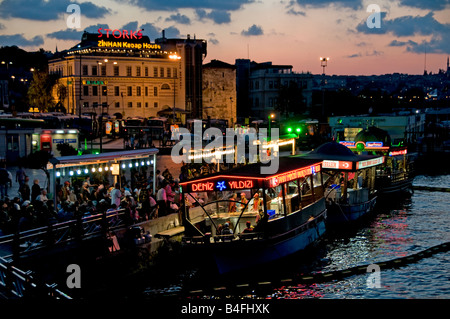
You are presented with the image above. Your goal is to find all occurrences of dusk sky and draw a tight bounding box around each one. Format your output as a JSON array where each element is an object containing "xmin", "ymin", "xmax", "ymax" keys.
[{"xmin": 0, "ymin": 0, "xmax": 449, "ymax": 75}]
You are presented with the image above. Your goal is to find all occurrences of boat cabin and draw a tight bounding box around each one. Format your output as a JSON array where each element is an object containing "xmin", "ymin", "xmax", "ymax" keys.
[
  {"xmin": 300, "ymin": 142, "xmax": 384, "ymax": 206},
  {"xmin": 180, "ymin": 157, "xmax": 325, "ymax": 239}
]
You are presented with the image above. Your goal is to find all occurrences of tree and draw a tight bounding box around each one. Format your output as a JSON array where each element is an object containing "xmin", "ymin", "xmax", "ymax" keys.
[{"xmin": 27, "ymin": 70, "xmax": 59, "ymax": 112}]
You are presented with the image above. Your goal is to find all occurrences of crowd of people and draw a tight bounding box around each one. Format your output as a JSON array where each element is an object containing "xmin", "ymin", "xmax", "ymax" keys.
[{"xmin": 0, "ymin": 163, "xmax": 183, "ymax": 237}]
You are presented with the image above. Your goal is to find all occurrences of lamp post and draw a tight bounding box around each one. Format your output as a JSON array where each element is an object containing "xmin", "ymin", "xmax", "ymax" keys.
[
  {"xmin": 320, "ymin": 57, "xmax": 329, "ymax": 119},
  {"xmin": 169, "ymin": 53, "xmax": 181, "ymax": 124},
  {"xmin": 268, "ymin": 113, "xmax": 275, "ymax": 142}
]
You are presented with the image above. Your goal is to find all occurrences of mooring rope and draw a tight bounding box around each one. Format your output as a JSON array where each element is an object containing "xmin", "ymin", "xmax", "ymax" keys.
[{"xmin": 181, "ymin": 241, "xmax": 450, "ymax": 296}]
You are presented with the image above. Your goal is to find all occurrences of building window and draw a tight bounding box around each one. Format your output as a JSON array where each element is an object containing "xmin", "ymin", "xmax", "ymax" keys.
[
  {"xmin": 114, "ymin": 86, "xmax": 120, "ymax": 96},
  {"xmin": 126, "ymin": 66, "xmax": 132, "ymax": 77},
  {"xmin": 154, "ymin": 102, "xmax": 158, "ymax": 108},
  {"xmin": 93, "ymin": 102, "xmax": 98, "ymax": 108},
  {"xmin": 269, "ymin": 98, "xmax": 273, "ymax": 107},
  {"xmin": 167, "ymin": 68, "xmax": 171, "ymax": 78},
  {"xmin": 160, "ymin": 67, "xmax": 164, "ymax": 77},
  {"xmin": 255, "ymin": 81, "xmax": 259, "ymax": 90},
  {"xmin": 82, "ymin": 65, "xmax": 88, "ymax": 75},
  {"xmin": 153, "ymin": 67, "xmax": 158, "ymax": 77},
  {"xmin": 83, "ymin": 102, "xmax": 89, "ymax": 108},
  {"xmin": 83, "ymin": 86, "xmax": 89, "ymax": 96},
  {"xmin": 137, "ymin": 102, "xmax": 142, "ymax": 108},
  {"xmin": 161, "ymin": 83, "xmax": 170, "ymax": 90},
  {"xmin": 145, "ymin": 87, "xmax": 148, "ymax": 96},
  {"xmin": 136, "ymin": 66, "xmax": 141, "ymax": 77},
  {"xmin": 145, "ymin": 67, "xmax": 148, "ymax": 77},
  {"xmin": 92, "ymin": 66, "xmax": 97, "ymax": 76},
  {"xmin": 101, "ymin": 65, "xmax": 106, "ymax": 76},
  {"xmin": 173, "ymin": 68, "xmax": 177, "ymax": 78},
  {"xmin": 128, "ymin": 102, "xmax": 132, "ymax": 108},
  {"xmin": 68, "ymin": 66, "xmax": 73, "ymax": 75},
  {"xmin": 269, "ymin": 81, "xmax": 273, "ymax": 89},
  {"xmin": 154, "ymin": 87, "xmax": 158, "ymax": 96},
  {"xmin": 102, "ymin": 86, "xmax": 107, "ymax": 96},
  {"xmin": 115, "ymin": 102, "xmax": 120, "ymax": 108},
  {"xmin": 145, "ymin": 102, "xmax": 148, "ymax": 108},
  {"xmin": 136, "ymin": 86, "xmax": 141, "ymax": 96},
  {"xmin": 127, "ymin": 86, "xmax": 132, "ymax": 96},
  {"xmin": 114, "ymin": 65, "xmax": 119, "ymax": 76},
  {"xmin": 92, "ymin": 86, "xmax": 98, "ymax": 96}
]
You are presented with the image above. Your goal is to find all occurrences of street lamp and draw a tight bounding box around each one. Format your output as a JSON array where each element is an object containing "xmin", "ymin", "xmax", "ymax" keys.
[
  {"xmin": 268, "ymin": 113, "xmax": 275, "ymax": 142},
  {"xmin": 320, "ymin": 57, "xmax": 329, "ymax": 119},
  {"xmin": 320, "ymin": 57, "xmax": 329, "ymax": 75},
  {"xmin": 169, "ymin": 53, "xmax": 181, "ymax": 124}
]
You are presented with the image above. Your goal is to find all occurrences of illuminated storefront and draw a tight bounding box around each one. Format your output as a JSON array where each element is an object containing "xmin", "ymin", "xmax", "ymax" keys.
[{"xmin": 48, "ymin": 30, "xmax": 206, "ymax": 122}]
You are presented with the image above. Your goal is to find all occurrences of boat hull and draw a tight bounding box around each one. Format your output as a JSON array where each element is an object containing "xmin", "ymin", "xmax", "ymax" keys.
[
  {"xmin": 213, "ymin": 213, "xmax": 326, "ymax": 274},
  {"xmin": 376, "ymin": 177, "xmax": 413, "ymax": 196},
  {"xmin": 182, "ymin": 198, "xmax": 327, "ymax": 274},
  {"xmin": 326, "ymin": 196, "xmax": 377, "ymax": 225}
]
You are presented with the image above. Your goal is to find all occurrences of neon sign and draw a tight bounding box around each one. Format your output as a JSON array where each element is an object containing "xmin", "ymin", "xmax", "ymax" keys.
[
  {"xmin": 356, "ymin": 157, "xmax": 384, "ymax": 169},
  {"xmin": 98, "ymin": 28, "xmax": 143, "ymax": 40},
  {"xmin": 339, "ymin": 141, "xmax": 355, "ymax": 147},
  {"xmin": 366, "ymin": 141, "xmax": 383, "ymax": 148},
  {"xmin": 192, "ymin": 182, "xmax": 214, "ymax": 192},
  {"xmin": 389, "ymin": 149, "xmax": 407, "ymax": 156},
  {"xmin": 228, "ymin": 180, "xmax": 253, "ymax": 189},
  {"xmin": 269, "ymin": 164, "xmax": 321, "ymax": 188},
  {"xmin": 97, "ymin": 40, "xmax": 160, "ymax": 50},
  {"xmin": 216, "ymin": 181, "xmax": 227, "ymax": 191}
]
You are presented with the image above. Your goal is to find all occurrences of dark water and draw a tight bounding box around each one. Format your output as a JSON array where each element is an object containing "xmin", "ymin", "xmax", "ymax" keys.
[{"xmin": 142, "ymin": 175, "xmax": 450, "ymax": 299}]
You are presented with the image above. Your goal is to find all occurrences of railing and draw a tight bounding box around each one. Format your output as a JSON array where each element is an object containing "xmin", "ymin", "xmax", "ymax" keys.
[
  {"xmin": 0, "ymin": 256, "xmax": 71, "ymax": 299},
  {"xmin": 0, "ymin": 209, "xmax": 127, "ymax": 260}
]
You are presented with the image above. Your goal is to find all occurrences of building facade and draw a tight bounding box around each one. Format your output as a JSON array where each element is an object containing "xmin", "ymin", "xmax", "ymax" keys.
[
  {"xmin": 202, "ymin": 59, "xmax": 237, "ymax": 127},
  {"xmin": 48, "ymin": 31, "xmax": 206, "ymax": 123},
  {"xmin": 235, "ymin": 59, "xmax": 313, "ymax": 120}
]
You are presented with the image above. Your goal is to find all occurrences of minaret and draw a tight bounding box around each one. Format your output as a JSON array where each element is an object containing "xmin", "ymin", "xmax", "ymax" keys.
[{"xmin": 447, "ymin": 56, "xmax": 449, "ymax": 77}]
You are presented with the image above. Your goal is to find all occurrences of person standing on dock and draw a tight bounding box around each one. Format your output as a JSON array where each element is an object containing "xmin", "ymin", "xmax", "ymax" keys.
[
  {"xmin": 157, "ymin": 180, "xmax": 168, "ymax": 216},
  {"xmin": 111, "ymin": 183, "xmax": 122, "ymax": 208}
]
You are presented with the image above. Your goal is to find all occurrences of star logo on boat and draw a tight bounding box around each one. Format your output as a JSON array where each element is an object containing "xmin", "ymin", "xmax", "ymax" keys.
[{"xmin": 216, "ymin": 181, "xmax": 227, "ymax": 191}]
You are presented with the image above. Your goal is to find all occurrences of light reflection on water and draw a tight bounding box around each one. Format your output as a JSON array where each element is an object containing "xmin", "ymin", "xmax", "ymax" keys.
[
  {"xmin": 143, "ymin": 175, "xmax": 450, "ymax": 299},
  {"xmin": 263, "ymin": 175, "xmax": 450, "ymax": 299}
]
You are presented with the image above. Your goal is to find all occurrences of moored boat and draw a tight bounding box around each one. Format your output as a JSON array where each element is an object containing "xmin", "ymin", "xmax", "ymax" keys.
[
  {"xmin": 179, "ymin": 157, "xmax": 327, "ymax": 274},
  {"xmin": 300, "ymin": 142, "xmax": 384, "ymax": 226}
]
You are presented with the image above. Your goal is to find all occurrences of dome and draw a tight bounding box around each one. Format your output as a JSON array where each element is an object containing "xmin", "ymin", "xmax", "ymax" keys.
[
  {"xmin": 312, "ymin": 141, "xmax": 355, "ymax": 156},
  {"xmin": 355, "ymin": 126, "xmax": 391, "ymax": 145}
]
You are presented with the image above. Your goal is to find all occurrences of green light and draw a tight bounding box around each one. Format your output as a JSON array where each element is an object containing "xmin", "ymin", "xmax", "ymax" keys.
[
  {"xmin": 296, "ymin": 128, "xmax": 301, "ymax": 133},
  {"xmin": 287, "ymin": 127, "xmax": 292, "ymax": 132},
  {"xmin": 356, "ymin": 143, "xmax": 365, "ymax": 152}
]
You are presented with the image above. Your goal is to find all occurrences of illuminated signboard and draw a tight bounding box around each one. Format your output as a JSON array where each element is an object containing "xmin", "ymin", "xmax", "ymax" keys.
[
  {"xmin": 82, "ymin": 80, "xmax": 108, "ymax": 85},
  {"xmin": 389, "ymin": 149, "xmax": 407, "ymax": 156},
  {"xmin": 98, "ymin": 28, "xmax": 143, "ymax": 40},
  {"xmin": 191, "ymin": 180, "xmax": 254, "ymax": 192},
  {"xmin": 356, "ymin": 157, "xmax": 384, "ymax": 169},
  {"xmin": 365, "ymin": 141, "xmax": 383, "ymax": 148},
  {"xmin": 322, "ymin": 160, "xmax": 353, "ymax": 170},
  {"xmin": 269, "ymin": 164, "xmax": 321, "ymax": 188},
  {"xmin": 343, "ymin": 141, "xmax": 388, "ymax": 150},
  {"xmin": 96, "ymin": 28, "xmax": 161, "ymax": 50},
  {"xmin": 339, "ymin": 141, "xmax": 355, "ymax": 147}
]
